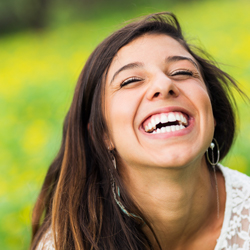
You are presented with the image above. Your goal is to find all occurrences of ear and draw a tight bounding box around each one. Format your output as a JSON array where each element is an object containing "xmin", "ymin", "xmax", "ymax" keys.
[{"xmin": 103, "ymin": 132, "xmax": 115, "ymax": 151}]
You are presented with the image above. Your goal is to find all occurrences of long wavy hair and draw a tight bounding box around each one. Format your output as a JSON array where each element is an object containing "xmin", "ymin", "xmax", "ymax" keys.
[{"xmin": 30, "ymin": 12, "xmax": 243, "ymax": 250}]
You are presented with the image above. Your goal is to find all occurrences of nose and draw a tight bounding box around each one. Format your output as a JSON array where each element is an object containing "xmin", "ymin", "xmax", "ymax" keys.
[{"xmin": 146, "ymin": 73, "xmax": 180, "ymax": 101}]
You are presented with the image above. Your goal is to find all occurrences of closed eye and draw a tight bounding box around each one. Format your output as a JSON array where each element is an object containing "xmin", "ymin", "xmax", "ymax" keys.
[
  {"xmin": 171, "ymin": 69, "xmax": 193, "ymax": 76},
  {"xmin": 120, "ymin": 77, "xmax": 142, "ymax": 87},
  {"xmin": 170, "ymin": 69, "xmax": 201, "ymax": 80}
]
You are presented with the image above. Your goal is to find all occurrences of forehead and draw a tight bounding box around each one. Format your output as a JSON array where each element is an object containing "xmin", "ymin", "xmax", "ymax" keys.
[{"xmin": 107, "ymin": 34, "xmax": 195, "ymax": 80}]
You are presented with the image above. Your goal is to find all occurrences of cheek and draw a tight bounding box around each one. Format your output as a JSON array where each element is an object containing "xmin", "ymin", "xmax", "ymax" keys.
[
  {"xmin": 197, "ymin": 89, "xmax": 215, "ymax": 141},
  {"xmin": 184, "ymin": 82, "xmax": 214, "ymax": 127},
  {"xmin": 110, "ymin": 94, "xmax": 136, "ymax": 128},
  {"xmin": 105, "ymin": 90, "xmax": 142, "ymax": 146},
  {"xmin": 105, "ymin": 93, "xmax": 131, "ymax": 136},
  {"xmin": 185, "ymin": 82, "xmax": 212, "ymax": 111},
  {"xmin": 198, "ymin": 90, "xmax": 214, "ymax": 123}
]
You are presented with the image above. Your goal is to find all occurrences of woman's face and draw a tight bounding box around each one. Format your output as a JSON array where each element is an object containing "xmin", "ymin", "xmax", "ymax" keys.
[{"xmin": 104, "ymin": 34, "xmax": 215, "ymax": 170}]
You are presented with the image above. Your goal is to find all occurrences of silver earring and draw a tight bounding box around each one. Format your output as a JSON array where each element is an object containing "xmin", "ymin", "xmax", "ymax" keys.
[
  {"xmin": 206, "ymin": 138, "xmax": 220, "ymax": 166},
  {"xmin": 109, "ymin": 152, "xmax": 130, "ymax": 216},
  {"xmin": 109, "ymin": 152, "xmax": 144, "ymax": 222},
  {"xmin": 206, "ymin": 138, "xmax": 220, "ymax": 219},
  {"xmin": 110, "ymin": 151, "xmax": 116, "ymax": 169}
]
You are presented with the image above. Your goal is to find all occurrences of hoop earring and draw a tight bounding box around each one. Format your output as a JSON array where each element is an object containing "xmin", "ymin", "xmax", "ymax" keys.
[
  {"xmin": 206, "ymin": 138, "xmax": 220, "ymax": 219},
  {"xmin": 109, "ymin": 152, "xmax": 144, "ymax": 222},
  {"xmin": 206, "ymin": 138, "xmax": 220, "ymax": 166}
]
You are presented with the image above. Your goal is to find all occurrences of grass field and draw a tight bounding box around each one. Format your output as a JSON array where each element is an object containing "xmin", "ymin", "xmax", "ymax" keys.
[{"xmin": 0, "ymin": 1, "xmax": 250, "ymax": 249}]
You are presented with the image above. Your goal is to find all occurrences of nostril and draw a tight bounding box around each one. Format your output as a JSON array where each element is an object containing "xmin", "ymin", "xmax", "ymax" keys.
[
  {"xmin": 169, "ymin": 90, "xmax": 175, "ymax": 95},
  {"xmin": 153, "ymin": 92, "xmax": 160, "ymax": 98}
]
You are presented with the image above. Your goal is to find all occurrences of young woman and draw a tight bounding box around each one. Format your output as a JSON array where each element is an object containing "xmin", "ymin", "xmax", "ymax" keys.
[{"xmin": 31, "ymin": 12, "xmax": 250, "ymax": 250}]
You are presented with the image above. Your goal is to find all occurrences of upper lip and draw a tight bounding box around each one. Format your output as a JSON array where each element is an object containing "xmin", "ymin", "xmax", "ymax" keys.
[{"xmin": 140, "ymin": 106, "xmax": 193, "ymax": 129}]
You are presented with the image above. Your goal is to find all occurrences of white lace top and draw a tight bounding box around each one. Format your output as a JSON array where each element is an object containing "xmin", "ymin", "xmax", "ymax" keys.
[
  {"xmin": 215, "ymin": 165, "xmax": 250, "ymax": 250},
  {"xmin": 36, "ymin": 165, "xmax": 250, "ymax": 250}
]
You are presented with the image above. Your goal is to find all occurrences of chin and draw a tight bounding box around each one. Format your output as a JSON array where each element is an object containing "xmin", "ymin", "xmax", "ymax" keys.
[{"xmin": 147, "ymin": 149, "xmax": 206, "ymax": 169}]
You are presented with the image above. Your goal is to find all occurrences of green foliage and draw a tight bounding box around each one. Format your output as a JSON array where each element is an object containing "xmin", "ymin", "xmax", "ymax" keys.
[{"xmin": 0, "ymin": 0, "xmax": 249, "ymax": 249}]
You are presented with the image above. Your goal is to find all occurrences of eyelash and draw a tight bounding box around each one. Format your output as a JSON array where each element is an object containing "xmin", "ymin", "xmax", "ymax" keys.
[
  {"xmin": 120, "ymin": 69, "xmax": 197, "ymax": 88},
  {"xmin": 171, "ymin": 69, "xmax": 194, "ymax": 76},
  {"xmin": 120, "ymin": 77, "xmax": 142, "ymax": 87}
]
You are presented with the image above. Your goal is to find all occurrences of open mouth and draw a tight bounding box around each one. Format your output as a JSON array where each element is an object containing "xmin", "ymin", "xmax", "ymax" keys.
[{"xmin": 142, "ymin": 112, "xmax": 189, "ymax": 134}]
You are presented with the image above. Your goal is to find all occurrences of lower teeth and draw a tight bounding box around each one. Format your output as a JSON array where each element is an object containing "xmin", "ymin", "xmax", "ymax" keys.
[{"xmin": 151, "ymin": 124, "xmax": 185, "ymax": 134}]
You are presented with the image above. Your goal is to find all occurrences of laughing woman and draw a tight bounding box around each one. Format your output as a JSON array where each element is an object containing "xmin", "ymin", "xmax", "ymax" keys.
[{"xmin": 31, "ymin": 12, "xmax": 250, "ymax": 250}]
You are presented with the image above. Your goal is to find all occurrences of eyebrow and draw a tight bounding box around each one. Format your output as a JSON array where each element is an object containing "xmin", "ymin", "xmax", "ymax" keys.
[
  {"xmin": 166, "ymin": 56, "xmax": 199, "ymax": 70},
  {"xmin": 109, "ymin": 55, "xmax": 199, "ymax": 85},
  {"xmin": 110, "ymin": 62, "xmax": 144, "ymax": 84}
]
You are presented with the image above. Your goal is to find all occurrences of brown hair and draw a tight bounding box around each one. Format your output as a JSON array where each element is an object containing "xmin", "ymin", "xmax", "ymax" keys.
[{"xmin": 30, "ymin": 12, "xmax": 243, "ymax": 250}]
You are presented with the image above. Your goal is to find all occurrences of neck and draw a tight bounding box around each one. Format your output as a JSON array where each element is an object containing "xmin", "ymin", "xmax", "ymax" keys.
[{"xmin": 122, "ymin": 157, "xmax": 223, "ymax": 249}]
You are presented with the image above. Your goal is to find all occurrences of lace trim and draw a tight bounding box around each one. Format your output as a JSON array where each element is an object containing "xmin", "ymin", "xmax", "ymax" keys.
[
  {"xmin": 36, "ymin": 229, "xmax": 55, "ymax": 250},
  {"xmin": 215, "ymin": 165, "xmax": 250, "ymax": 250}
]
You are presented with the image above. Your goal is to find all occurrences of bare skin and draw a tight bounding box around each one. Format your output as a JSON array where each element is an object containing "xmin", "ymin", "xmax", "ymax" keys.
[{"xmin": 121, "ymin": 158, "xmax": 226, "ymax": 250}]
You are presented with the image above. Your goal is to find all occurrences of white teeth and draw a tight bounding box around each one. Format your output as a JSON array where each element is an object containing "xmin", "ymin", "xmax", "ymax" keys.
[
  {"xmin": 152, "ymin": 119, "xmax": 156, "ymax": 128},
  {"xmin": 168, "ymin": 113, "xmax": 176, "ymax": 122},
  {"xmin": 180, "ymin": 115, "xmax": 184, "ymax": 123},
  {"xmin": 155, "ymin": 117, "xmax": 160, "ymax": 125},
  {"xmin": 150, "ymin": 124, "xmax": 186, "ymax": 134},
  {"xmin": 180, "ymin": 114, "xmax": 187, "ymax": 125},
  {"xmin": 144, "ymin": 112, "xmax": 188, "ymax": 133},
  {"xmin": 161, "ymin": 114, "xmax": 168, "ymax": 123},
  {"xmin": 183, "ymin": 116, "xmax": 187, "ymax": 125},
  {"xmin": 148, "ymin": 122, "xmax": 152, "ymax": 130},
  {"xmin": 171, "ymin": 125, "xmax": 176, "ymax": 132}
]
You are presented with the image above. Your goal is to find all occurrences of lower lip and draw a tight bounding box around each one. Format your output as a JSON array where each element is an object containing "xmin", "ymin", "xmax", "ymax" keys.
[{"xmin": 140, "ymin": 118, "xmax": 195, "ymax": 139}]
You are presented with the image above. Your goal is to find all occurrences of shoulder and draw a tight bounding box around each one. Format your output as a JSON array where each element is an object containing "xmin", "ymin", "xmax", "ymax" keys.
[
  {"xmin": 220, "ymin": 164, "xmax": 250, "ymax": 207},
  {"xmin": 219, "ymin": 164, "xmax": 250, "ymax": 190},
  {"xmin": 215, "ymin": 165, "xmax": 250, "ymax": 250},
  {"xmin": 35, "ymin": 228, "xmax": 55, "ymax": 250}
]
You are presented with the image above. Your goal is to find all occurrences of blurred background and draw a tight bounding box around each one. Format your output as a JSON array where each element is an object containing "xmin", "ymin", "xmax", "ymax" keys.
[{"xmin": 0, "ymin": 0, "xmax": 249, "ymax": 249}]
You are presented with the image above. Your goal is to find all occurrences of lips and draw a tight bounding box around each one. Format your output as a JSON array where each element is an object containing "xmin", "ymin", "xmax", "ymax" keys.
[{"xmin": 142, "ymin": 111, "xmax": 189, "ymax": 134}]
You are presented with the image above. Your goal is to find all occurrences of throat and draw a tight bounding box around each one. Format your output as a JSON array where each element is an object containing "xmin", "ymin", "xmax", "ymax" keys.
[{"xmin": 141, "ymin": 170, "xmax": 220, "ymax": 249}]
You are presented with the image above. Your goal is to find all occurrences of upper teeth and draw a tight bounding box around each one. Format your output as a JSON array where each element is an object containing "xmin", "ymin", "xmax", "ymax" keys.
[{"xmin": 144, "ymin": 112, "xmax": 188, "ymax": 133}]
